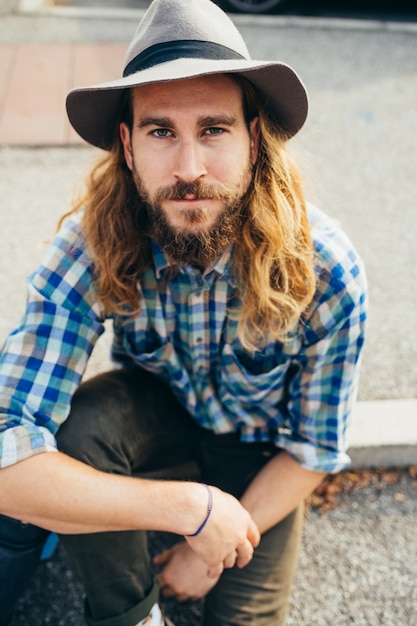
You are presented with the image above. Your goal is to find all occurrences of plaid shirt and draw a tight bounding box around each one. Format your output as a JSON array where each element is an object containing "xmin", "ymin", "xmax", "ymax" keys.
[{"xmin": 0, "ymin": 204, "xmax": 367, "ymax": 473}]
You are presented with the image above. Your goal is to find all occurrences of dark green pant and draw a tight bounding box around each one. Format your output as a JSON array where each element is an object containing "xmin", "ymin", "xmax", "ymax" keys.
[{"xmin": 57, "ymin": 367, "xmax": 303, "ymax": 626}]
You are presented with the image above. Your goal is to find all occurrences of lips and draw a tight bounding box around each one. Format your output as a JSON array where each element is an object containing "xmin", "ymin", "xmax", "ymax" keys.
[{"xmin": 171, "ymin": 196, "xmax": 212, "ymax": 204}]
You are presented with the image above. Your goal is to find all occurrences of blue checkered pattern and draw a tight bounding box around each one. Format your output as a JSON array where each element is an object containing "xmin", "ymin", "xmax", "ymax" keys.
[{"xmin": 0, "ymin": 205, "xmax": 367, "ymax": 473}]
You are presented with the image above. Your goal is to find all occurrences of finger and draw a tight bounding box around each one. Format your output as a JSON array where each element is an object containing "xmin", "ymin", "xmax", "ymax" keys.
[
  {"xmin": 247, "ymin": 519, "xmax": 261, "ymax": 547},
  {"xmin": 153, "ymin": 548, "xmax": 172, "ymax": 565},
  {"xmin": 160, "ymin": 585, "xmax": 176, "ymax": 599},
  {"xmin": 222, "ymin": 551, "xmax": 237, "ymax": 569},
  {"xmin": 156, "ymin": 562, "xmax": 173, "ymax": 586},
  {"xmin": 207, "ymin": 563, "xmax": 224, "ymax": 579},
  {"xmin": 161, "ymin": 586, "xmax": 194, "ymax": 602},
  {"xmin": 235, "ymin": 539, "xmax": 254, "ymax": 569},
  {"xmin": 175, "ymin": 593, "xmax": 191, "ymax": 603}
]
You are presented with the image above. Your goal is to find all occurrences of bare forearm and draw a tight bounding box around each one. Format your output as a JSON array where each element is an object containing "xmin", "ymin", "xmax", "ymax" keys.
[
  {"xmin": 0, "ymin": 451, "xmax": 260, "ymax": 577},
  {"xmin": 240, "ymin": 450, "xmax": 326, "ymax": 534},
  {"xmin": 0, "ymin": 451, "xmax": 208, "ymax": 535}
]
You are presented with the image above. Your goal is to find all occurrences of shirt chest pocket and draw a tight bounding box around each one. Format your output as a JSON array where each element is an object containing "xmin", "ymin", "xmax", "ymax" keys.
[
  {"xmin": 216, "ymin": 343, "xmax": 291, "ymax": 409},
  {"xmin": 123, "ymin": 331, "xmax": 174, "ymax": 376}
]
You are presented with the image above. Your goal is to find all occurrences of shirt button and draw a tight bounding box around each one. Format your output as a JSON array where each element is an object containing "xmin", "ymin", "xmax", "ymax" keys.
[{"xmin": 196, "ymin": 337, "xmax": 203, "ymax": 343}]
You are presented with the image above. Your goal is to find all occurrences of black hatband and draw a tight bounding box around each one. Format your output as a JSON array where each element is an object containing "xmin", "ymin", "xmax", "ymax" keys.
[{"xmin": 123, "ymin": 40, "xmax": 246, "ymax": 77}]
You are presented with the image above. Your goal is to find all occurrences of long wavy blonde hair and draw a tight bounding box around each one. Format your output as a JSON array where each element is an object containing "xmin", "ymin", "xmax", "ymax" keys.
[{"xmin": 62, "ymin": 76, "xmax": 315, "ymax": 351}]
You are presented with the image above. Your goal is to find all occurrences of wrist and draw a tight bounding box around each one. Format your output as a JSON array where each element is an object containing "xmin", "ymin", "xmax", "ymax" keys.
[
  {"xmin": 167, "ymin": 481, "xmax": 213, "ymax": 536},
  {"xmin": 186, "ymin": 483, "xmax": 213, "ymax": 537}
]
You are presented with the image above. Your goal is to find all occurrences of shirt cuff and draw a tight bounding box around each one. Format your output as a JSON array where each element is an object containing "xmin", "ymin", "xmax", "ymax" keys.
[
  {"xmin": 0, "ymin": 425, "xmax": 58, "ymax": 468},
  {"xmin": 277, "ymin": 434, "xmax": 352, "ymax": 473}
]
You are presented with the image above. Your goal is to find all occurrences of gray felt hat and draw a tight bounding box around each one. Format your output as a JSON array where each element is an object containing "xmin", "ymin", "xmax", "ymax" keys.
[{"xmin": 66, "ymin": 0, "xmax": 308, "ymax": 150}]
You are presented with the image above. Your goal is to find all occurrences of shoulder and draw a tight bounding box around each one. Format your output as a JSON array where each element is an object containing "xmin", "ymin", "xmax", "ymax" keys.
[
  {"xmin": 37, "ymin": 209, "xmax": 94, "ymax": 278},
  {"xmin": 308, "ymin": 204, "xmax": 363, "ymax": 274},
  {"xmin": 308, "ymin": 203, "xmax": 367, "ymax": 296},
  {"xmin": 305, "ymin": 204, "xmax": 368, "ymax": 336},
  {"xmin": 30, "ymin": 210, "xmax": 104, "ymax": 318},
  {"xmin": 48, "ymin": 210, "xmax": 89, "ymax": 260}
]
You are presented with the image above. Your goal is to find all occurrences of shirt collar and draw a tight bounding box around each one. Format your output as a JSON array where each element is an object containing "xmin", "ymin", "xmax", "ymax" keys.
[{"xmin": 151, "ymin": 240, "xmax": 235, "ymax": 284}]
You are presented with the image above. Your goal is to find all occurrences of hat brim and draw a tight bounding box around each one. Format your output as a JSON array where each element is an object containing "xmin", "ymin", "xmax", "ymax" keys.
[{"xmin": 66, "ymin": 58, "xmax": 308, "ymax": 150}]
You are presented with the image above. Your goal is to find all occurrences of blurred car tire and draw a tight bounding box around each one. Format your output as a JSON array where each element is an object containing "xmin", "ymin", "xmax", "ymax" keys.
[{"xmin": 217, "ymin": 0, "xmax": 289, "ymax": 13}]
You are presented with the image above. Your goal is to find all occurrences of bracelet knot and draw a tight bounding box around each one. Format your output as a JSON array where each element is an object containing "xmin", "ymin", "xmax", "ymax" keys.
[{"xmin": 186, "ymin": 483, "xmax": 213, "ymax": 537}]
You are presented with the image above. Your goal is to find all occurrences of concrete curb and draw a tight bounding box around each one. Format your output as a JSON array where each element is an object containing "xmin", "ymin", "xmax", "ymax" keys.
[{"xmin": 349, "ymin": 399, "xmax": 417, "ymax": 468}]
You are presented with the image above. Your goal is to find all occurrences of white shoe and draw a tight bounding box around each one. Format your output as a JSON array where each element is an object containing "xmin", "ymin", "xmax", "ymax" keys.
[{"xmin": 137, "ymin": 603, "xmax": 175, "ymax": 626}]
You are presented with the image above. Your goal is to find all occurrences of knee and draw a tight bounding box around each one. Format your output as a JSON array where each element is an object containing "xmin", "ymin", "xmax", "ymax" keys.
[{"xmin": 56, "ymin": 370, "xmax": 137, "ymax": 472}]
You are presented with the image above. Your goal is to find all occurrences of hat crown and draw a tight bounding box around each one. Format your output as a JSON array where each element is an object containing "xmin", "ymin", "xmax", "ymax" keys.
[
  {"xmin": 66, "ymin": 0, "xmax": 308, "ymax": 149},
  {"xmin": 124, "ymin": 0, "xmax": 251, "ymax": 69}
]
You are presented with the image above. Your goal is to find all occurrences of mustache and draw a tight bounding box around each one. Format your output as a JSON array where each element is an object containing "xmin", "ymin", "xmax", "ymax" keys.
[{"xmin": 154, "ymin": 181, "xmax": 234, "ymax": 202}]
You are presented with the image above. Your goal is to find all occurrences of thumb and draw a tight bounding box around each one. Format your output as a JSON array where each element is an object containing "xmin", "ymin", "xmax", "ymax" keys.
[
  {"xmin": 247, "ymin": 519, "xmax": 261, "ymax": 548},
  {"xmin": 153, "ymin": 547, "xmax": 173, "ymax": 565}
]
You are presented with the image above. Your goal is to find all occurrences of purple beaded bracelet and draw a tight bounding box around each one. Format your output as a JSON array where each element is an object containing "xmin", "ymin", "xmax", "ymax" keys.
[{"xmin": 187, "ymin": 484, "xmax": 213, "ymax": 537}]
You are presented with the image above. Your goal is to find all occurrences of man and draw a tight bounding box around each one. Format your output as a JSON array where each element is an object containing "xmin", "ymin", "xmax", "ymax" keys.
[{"xmin": 0, "ymin": 0, "xmax": 367, "ymax": 625}]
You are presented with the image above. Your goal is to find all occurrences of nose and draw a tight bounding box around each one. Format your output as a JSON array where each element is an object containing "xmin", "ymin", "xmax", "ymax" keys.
[{"xmin": 173, "ymin": 140, "xmax": 207, "ymax": 182}]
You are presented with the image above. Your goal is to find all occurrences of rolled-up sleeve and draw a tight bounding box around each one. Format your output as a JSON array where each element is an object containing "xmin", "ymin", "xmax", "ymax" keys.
[
  {"xmin": 276, "ymin": 217, "xmax": 368, "ymax": 473},
  {"xmin": 0, "ymin": 215, "xmax": 105, "ymax": 468}
]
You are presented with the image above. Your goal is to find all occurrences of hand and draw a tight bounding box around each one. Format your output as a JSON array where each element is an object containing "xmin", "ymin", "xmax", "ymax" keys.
[
  {"xmin": 154, "ymin": 542, "xmax": 220, "ymax": 602},
  {"xmin": 185, "ymin": 485, "xmax": 260, "ymax": 579}
]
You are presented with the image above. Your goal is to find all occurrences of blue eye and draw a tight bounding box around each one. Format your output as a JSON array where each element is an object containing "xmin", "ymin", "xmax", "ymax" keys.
[
  {"xmin": 205, "ymin": 127, "xmax": 224, "ymax": 135},
  {"xmin": 152, "ymin": 128, "xmax": 172, "ymax": 137}
]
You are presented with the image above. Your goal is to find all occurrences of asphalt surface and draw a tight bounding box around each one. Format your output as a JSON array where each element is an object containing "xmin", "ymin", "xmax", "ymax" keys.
[{"xmin": 1, "ymin": 1, "xmax": 417, "ymax": 624}]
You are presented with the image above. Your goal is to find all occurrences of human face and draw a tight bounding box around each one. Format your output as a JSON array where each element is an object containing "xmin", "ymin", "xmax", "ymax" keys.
[{"xmin": 120, "ymin": 75, "xmax": 259, "ymax": 244}]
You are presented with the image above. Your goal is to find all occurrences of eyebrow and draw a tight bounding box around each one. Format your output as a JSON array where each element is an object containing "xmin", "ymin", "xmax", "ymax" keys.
[
  {"xmin": 197, "ymin": 115, "xmax": 238, "ymax": 127},
  {"xmin": 138, "ymin": 117, "xmax": 173, "ymax": 129},
  {"xmin": 137, "ymin": 115, "xmax": 238, "ymax": 129}
]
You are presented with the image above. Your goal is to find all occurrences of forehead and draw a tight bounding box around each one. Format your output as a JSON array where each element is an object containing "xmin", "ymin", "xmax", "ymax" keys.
[{"xmin": 130, "ymin": 74, "xmax": 244, "ymax": 115}]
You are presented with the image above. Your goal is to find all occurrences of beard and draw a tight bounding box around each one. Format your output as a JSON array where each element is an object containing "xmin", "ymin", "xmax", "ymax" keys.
[{"xmin": 131, "ymin": 166, "xmax": 253, "ymax": 268}]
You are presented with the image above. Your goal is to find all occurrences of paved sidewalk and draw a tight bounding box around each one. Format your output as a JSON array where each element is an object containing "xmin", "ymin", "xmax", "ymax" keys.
[
  {"xmin": 1, "ymin": 25, "xmax": 416, "ymax": 465},
  {"xmin": 0, "ymin": 42, "xmax": 126, "ymax": 144},
  {"xmin": 1, "ymin": 4, "xmax": 417, "ymax": 466},
  {"xmin": 1, "ymin": 35, "xmax": 417, "ymax": 464}
]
